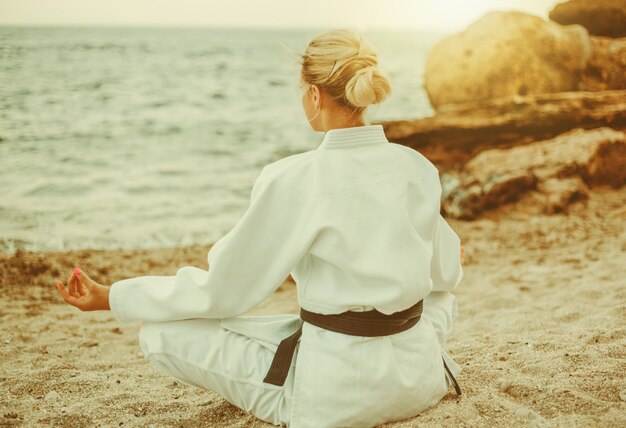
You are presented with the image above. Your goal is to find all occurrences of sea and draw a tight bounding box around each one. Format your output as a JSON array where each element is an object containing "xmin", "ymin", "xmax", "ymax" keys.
[{"xmin": 0, "ymin": 25, "xmax": 450, "ymax": 253}]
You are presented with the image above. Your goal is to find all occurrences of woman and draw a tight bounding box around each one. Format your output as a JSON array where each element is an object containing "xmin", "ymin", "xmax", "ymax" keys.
[{"xmin": 54, "ymin": 28, "xmax": 465, "ymax": 428}]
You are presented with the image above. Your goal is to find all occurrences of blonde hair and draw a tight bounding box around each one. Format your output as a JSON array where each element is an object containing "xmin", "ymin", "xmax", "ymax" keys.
[{"xmin": 278, "ymin": 29, "xmax": 392, "ymax": 113}]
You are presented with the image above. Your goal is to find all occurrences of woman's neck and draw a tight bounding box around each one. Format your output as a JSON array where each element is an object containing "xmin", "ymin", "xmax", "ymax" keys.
[{"xmin": 320, "ymin": 108, "xmax": 366, "ymax": 131}]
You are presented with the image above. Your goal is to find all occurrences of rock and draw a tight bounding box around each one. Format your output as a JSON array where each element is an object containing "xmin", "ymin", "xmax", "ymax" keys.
[
  {"xmin": 549, "ymin": 0, "xmax": 626, "ymax": 38},
  {"xmin": 481, "ymin": 172, "xmax": 538, "ymax": 210},
  {"xmin": 620, "ymin": 388, "xmax": 626, "ymax": 401},
  {"xmin": 497, "ymin": 378, "xmax": 512, "ymax": 392},
  {"xmin": 539, "ymin": 177, "xmax": 589, "ymax": 214},
  {"xmin": 424, "ymin": 11, "xmax": 591, "ymax": 109},
  {"xmin": 444, "ymin": 172, "xmax": 537, "ymax": 219},
  {"xmin": 380, "ymin": 89, "xmax": 626, "ymax": 172},
  {"xmin": 441, "ymin": 128, "xmax": 626, "ymax": 218},
  {"xmin": 581, "ymin": 37, "xmax": 626, "ymax": 91},
  {"xmin": 462, "ymin": 127, "xmax": 626, "ymax": 184},
  {"xmin": 586, "ymin": 134, "xmax": 626, "ymax": 186},
  {"xmin": 44, "ymin": 391, "xmax": 60, "ymax": 401}
]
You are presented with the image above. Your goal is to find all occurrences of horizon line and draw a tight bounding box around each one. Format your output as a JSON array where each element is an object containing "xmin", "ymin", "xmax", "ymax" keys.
[{"xmin": 0, "ymin": 22, "xmax": 455, "ymax": 33}]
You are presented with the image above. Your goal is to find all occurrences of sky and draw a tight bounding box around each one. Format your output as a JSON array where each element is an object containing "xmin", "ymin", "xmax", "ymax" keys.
[{"xmin": 0, "ymin": 0, "xmax": 565, "ymax": 32}]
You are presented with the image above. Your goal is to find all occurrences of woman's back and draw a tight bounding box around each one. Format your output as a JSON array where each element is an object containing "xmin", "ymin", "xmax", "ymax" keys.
[{"xmin": 264, "ymin": 124, "xmax": 461, "ymax": 315}]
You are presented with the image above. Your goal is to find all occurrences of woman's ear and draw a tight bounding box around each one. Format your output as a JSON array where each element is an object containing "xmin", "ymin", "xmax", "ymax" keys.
[{"xmin": 310, "ymin": 84, "xmax": 322, "ymax": 108}]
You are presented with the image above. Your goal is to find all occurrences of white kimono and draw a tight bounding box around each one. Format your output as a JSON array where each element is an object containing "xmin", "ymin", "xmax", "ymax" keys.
[{"xmin": 109, "ymin": 124, "xmax": 463, "ymax": 427}]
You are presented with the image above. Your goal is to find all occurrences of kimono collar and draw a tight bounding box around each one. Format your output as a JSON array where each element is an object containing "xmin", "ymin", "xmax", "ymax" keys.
[{"xmin": 317, "ymin": 124, "xmax": 389, "ymax": 150}]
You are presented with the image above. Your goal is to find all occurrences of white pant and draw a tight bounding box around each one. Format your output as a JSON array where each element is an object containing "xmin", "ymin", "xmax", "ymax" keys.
[
  {"xmin": 139, "ymin": 315, "xmax": 295, "ymax": 426},
  {"xmin": 138, "ymin": 292, "xmax": 458, "ymax": 427}
]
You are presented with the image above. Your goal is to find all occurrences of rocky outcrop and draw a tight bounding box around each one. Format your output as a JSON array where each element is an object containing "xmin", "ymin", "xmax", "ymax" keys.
[
  {"xmin": 549, "ymin": 0, "xmax": 626, "ymax": 38},
  {"xmin": 380, "ymin": 89, "xmax": 626, "ymax": 172},
  {"xmin": 581, "ymin": 37, "xmax": 626, "ymax": 91},
  {"xmin": 393, "ymin": 3, "xmax": 626, "ymax": 220},
  {"xmin": 440, "ymin": 127, "xmax": 626, "ymax": 219},
  {"xmin": 424, "ymin": 11, "xmax": 591, "ymax": 109}
]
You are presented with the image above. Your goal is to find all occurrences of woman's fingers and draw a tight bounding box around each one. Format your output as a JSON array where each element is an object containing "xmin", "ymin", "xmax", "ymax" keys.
[
  {"xmin": 55, "ymin": 280, "xmax": 81, "ymax": 308},
  {"xmin": 55, "ymin": 267, "xmax": 112, "ymax": 312},
  {"xmin": 71, "ymin": 271, "xmax": 86, "ymax": 297},
  {"xmin": 75, "ymin": 269, "xmax": 98, "ymax": 290},
  {"xmin": 67, "ymin": 271, "xmax": 78, "ymax": 297},
  {"xmin": 55, "ymin": 268, "xmax": 98, "ymax": 310},
  {"xmin": 69, "ymin": 271, "xmax": 85, "ymax": 297}
]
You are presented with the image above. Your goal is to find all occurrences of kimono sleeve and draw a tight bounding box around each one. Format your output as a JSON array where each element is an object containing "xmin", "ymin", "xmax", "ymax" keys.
[
  {"xmin": 108, "ymin": 166, "xmax": 315, "ymax": 322},
  {"xmin": 430, "ymin": 213, "xmax": 463, "ymax": 292}
]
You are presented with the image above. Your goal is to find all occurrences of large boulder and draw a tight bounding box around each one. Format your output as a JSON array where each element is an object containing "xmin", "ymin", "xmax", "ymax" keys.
[
  {"xmin": 424, "ymin": 11, "xmax": 592, "ymax": 109},
  {"xmin": 549, "ymin": 0, "xmax": 626, "ymax": 38},
  {"xmin": 442, "ymin": 127, "xmax": 626, "ymax": 219}
]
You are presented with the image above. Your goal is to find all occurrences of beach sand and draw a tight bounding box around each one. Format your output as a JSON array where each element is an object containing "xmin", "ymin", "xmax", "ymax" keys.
[{"xmin": 1, "ymin": 186, "xmax": 625, "ymax": 427}]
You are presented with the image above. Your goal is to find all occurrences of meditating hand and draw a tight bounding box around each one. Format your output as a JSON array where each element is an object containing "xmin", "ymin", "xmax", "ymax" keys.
[{"xmin": 54, "ymin": 267, "xmax": 111, "ymax": 311}]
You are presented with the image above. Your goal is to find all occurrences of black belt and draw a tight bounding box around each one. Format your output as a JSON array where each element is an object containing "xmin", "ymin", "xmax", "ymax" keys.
[{"xmin": 262, "ymin": 299, "xmax": 461, "ymax": 396}]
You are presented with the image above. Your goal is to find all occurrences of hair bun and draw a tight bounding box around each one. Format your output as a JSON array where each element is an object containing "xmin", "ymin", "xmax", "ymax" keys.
[
  {"xmin": 298, "ymin": 29, "xmax": 393, "ymax": 110},
  {"xmin": 345, "ymin": 65, "xmax": 392, "ymax": 108}
]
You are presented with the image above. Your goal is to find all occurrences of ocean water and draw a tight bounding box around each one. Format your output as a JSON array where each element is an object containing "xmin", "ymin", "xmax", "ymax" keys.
[{"xmin": 0, "ymin": 26, "xmax": 449, "ymax": 253}]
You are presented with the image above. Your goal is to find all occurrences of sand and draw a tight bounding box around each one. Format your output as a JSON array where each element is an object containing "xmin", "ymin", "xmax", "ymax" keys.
[{"xmin": 1, "ymin": 185, "xmax": 625, "ymax": 427}]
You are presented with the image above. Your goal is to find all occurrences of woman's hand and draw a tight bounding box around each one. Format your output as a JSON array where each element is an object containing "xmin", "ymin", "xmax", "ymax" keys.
[
  {"xmin": 460, "ymin": 245, "xmax": 465, "ymax": 265},
  {"xmin": 54, "ymin": 268, "xmax": 111, "ymax": 311}
]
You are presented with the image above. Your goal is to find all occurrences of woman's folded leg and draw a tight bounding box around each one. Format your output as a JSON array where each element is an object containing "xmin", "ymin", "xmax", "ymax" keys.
[{"xmin": 137, "ymin": 317, "xmax": 295, "ymax": 426}]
